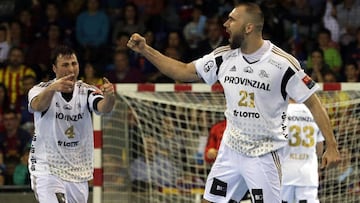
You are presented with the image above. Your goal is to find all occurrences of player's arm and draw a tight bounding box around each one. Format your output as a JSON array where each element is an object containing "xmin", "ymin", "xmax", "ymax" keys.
[
  {"xmin": 316, "ymin": 141, "xmax": 324, "ymax": 158},
  {"xmin": 127, "ymin": 33, "xmax": 200, "ymax": 82},
  {"xmin": 303, "ymin": 94, "xmax": 340, "ymax": 168},
  {"xmin": 30, "ymin": 74, "xmax": 75, "ymax": 112},
  {"xmin": 204, "ymin": 129, "xmax": 218, "ymax": 163},
  {"xmin": 96, "ymin": 77, "xmax": 115, "ymax": 113}
]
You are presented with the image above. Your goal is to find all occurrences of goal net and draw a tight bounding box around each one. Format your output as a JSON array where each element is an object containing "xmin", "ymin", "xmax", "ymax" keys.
[{"xmin": 99, "ymin": 83, "xmax": 360, "ymax": 203}]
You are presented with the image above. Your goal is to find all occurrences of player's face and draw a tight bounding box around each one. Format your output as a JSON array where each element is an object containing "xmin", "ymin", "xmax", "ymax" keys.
[
  {"xmin": 223, "ymin": 7, "xmax": 247, "ymax": 49},
  {"xmin": 9, "ymin": 49, "xmax": 24, "ymax": 67},
  {"xmin": 53, "ymin": 53, "xmax": 79, "ymax": 82}
]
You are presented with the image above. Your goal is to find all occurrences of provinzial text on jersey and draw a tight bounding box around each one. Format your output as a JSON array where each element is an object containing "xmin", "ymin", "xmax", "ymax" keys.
[
  {"xmin": 224, "ymin": 76, "xmax": 270, "ymax": 91},
  {"xmin": 288, "ymin": 116, "xmax": 314, "ymax": 122},
  {"xmin": 56, "ymin": 112, "xmax": 85, "ymax": 121}
]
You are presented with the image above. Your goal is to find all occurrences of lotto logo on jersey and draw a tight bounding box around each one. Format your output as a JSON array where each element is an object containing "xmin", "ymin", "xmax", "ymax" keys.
[{"xmin": 302, "ymin": 75, "xmax": 315, "ymax": 89}]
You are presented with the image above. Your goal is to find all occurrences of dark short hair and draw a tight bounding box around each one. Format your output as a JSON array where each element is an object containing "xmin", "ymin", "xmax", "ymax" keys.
[
  {"xmin": 345, "ymin": 60, "xmax": 358, "ymax": 69},
  {"xmin": 22, "ymin": 74, "xmax": 36, "ymax": 80},
  {"xmin": 311, "ymin": 48, "xmax": 324, "ymax": 57},
  {"xmin": 318, "ymin": 28, "xmax": 331, "ymax": 37},
  {"xmin": 237, "ymin": 2, "xmax": 264, "ymax": 32},
  {"xmin": 116, "ymin": 31, "xmax": 129, "ymax": 40},
  {"xmin": 3, "ymin": 108, "xmax": 19, "ymax": 117},
  {"xmin": 51, "ymin": 45, "xmax": 76, "ymax": 65},
  {"xmin": 9, "ymin": 46, "xmax": 23, "ymax": 55},
  {"xmin": 114, "ymin": 49, "xmax": 129, "ymax": 58}
]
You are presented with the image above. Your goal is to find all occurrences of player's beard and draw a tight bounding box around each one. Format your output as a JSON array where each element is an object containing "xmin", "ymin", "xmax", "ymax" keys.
[{"xmin": 230, "ymin": 25, "xmax": 246, "ymax": 49}]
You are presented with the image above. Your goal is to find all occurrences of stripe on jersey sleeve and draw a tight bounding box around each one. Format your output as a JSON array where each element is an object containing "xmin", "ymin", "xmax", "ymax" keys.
[
  {"xmin": 87, "ymin": 90, "xmax": 92, "ymax": 113},
  {"xmin": 215, "ymin": 56, "xmax": 223, "ymax": 76},
  {"xmin": 281, "ymin": 67, "xmax": 295, "ymax": 100},
  {"xmin": 213, "ymin": 45, "xmax": 230, "ymax": 55},
  {"xmin": 271, "ymin": 46, "xmax": 302, "ymax": 71},
  {"xmin": 213, "ymin": 45, "xmax": 230, "ymax": 76}
]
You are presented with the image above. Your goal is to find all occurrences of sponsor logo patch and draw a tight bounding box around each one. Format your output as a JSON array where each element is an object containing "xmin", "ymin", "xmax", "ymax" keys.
[
  {"xmin": 55, "ymin": 193, "xmax": 66, "ymax": 203},
  {"xmin": 302, "ymin": 75, "xmax": 315, "ymax": 89},
  {"xmin": 251, "ymin": 189, "xmax": 264, "ymax": 203},
  {"xmin": 204, "ymin": 61, "xmax": 214, "ymax": 73},
  {"xmin": 244, "ymin": 66, "xmax": 253, "ymax": 73},
  {"xmin": 210, "ymin": 178, "xmax": 227, "ymax": 197},
  {"xmin": 63, "ymin": 104, "xmax": 72, "ymax": 110},
  {"xmin": 259, "ymin": 70, "xmax": 269, "ymax": 78}
]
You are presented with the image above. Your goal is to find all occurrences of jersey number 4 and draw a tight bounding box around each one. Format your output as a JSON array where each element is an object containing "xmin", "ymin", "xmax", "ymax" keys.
[{"xmin": 65, "ymin": 126, "xmax": 75, "ymax": 138}]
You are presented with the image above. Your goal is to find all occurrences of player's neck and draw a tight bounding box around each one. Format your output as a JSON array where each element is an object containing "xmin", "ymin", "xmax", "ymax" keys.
[
  {"xmin": 61, "ymin": 92, "xmax": 73, "ymax": 102},
  {"xmin": 241, "ymin": 38, "xmax": 264, "ymax": 54},
  {"xmin": 241, "ymin": 39, "xmax": 269, "ymax": 63}
]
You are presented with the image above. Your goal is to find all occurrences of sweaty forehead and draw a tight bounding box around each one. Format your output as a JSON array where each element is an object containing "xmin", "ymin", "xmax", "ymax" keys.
[{"xmin": 230, "ymin": 6, "xmax": 246, "ymax": 20}]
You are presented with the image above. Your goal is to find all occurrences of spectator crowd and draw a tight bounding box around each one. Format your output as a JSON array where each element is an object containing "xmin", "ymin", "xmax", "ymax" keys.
[{"xmin": 0, "ymin": 0, "xmax": 359, "ymax": 186}]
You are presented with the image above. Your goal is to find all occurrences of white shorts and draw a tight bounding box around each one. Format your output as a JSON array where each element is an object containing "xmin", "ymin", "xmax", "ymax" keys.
[
  {"xmin": 281, "ymin": 185, "xmax": 319, "ymax": 203},
  {"xmin": 203, "ymin": 143, "xmax": 283, "ymax": 203},
  {"xmin": 30, "ymin": 174, "xmax": 89, "ymax": 203}
]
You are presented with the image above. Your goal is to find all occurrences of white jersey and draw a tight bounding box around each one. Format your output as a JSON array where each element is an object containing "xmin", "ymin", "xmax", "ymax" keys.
[
  {"xmin": 28, "ymin": 80, "xmax": 104, "ymax": 182},
  {"xmin": 194, "ymin": 41, "xmax": 319, "ymax": 156},
  {"xmin": 282, "ymin": 103, "xmax": 324, "ymax": 187}
]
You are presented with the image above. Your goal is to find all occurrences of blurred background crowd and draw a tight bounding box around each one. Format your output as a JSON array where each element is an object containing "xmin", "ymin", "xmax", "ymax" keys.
[{"xmin": 0, "ymin": 0, "xmax": 359, "ymax": 187}]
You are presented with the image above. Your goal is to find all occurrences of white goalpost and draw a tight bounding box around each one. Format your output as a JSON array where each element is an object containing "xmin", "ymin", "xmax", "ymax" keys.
[{"xmin": 93, "ymin": 83, "xmax": 360, "ymax": 203}]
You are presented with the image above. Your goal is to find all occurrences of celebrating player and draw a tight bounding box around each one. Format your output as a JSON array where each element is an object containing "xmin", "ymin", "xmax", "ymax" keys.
[
  {"xmin": 128, "ymin": 2, "xmax": 340, "ymax": 203},
  {"xmin": 282, "ymin": 100, "xmax": 324, "ymax": 203},
  {"xmin": 28, "ymin": 45, "xmax": 115, "ymax": 203}
]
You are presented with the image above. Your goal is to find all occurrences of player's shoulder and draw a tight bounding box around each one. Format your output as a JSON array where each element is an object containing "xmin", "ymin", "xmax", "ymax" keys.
[
  {"xmin": 77, "ymin": 80, "xmax": 103, "ymax": 98},
  {"xmin": 35, "ymin": 79, "xmax": 54, "ymax": 88},
  {"xmin": 213, "ymin": 45, "xmax": 231, "ymax": 54},
  {"xmin": 76, "ymin": 80, "xmax": 99, "ymax": 90},
  {"xmin": 213, "ymin": 45, "xmax": 233, "ymax": 58},
  {"xmin": 212, "ymin": 45, "xmax": 239, "ymax": 68},
  {"xmin": 269, "ymin": 44, "xmax": 302, "ymax": 71}
]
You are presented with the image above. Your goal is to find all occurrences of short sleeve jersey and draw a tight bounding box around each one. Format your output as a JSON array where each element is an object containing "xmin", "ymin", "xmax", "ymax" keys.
[
  {"xmin": 28, "ymin": 80, "xmax": 104, "ymax": 182},
  {"xmin": 194, "ymin": 41, "xmax": 319, "ymax": 156},
  {"xmin": 282, "ymin": 103, "xmax": 324, "ymax": 186}
]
